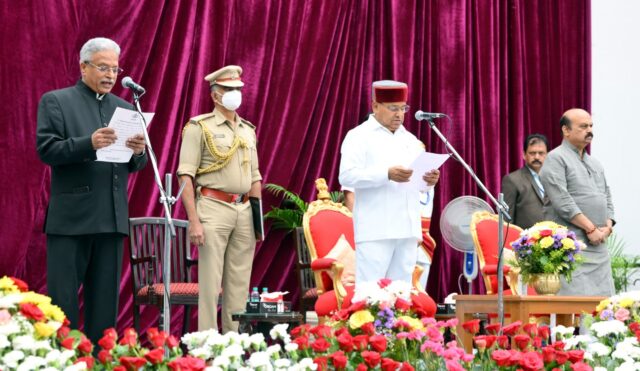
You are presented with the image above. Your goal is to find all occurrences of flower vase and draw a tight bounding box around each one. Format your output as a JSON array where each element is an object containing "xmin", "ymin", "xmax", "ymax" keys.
[{"xmin": 529, "ymin": 274, "xmax": 561, "ymax": 295}]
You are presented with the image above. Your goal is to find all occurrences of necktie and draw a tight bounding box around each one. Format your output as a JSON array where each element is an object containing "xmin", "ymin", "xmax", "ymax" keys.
[{"xmin": 533, "ymin": 173, "xmax": 545, "ymax": 198}]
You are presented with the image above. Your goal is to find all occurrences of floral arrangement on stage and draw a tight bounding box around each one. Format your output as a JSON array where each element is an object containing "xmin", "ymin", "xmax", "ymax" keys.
[{"xmin": 509, "ymin": 221, "xmax": 585, "ymax": 283}]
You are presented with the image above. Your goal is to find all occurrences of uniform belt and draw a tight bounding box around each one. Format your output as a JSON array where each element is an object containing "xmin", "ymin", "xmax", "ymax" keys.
[{"xmin": 201, "ymin": 187, "xmax": 248, "ymax": 204}]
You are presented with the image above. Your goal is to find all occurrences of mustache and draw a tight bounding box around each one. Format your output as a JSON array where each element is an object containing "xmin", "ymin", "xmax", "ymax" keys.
[
  {"xmin": 586, "ymin": 133, "xmax": 594, "ymax": 139},
  {"xmin": 531, "ymin": 160, "xmax": 542, "ymax": 165}
]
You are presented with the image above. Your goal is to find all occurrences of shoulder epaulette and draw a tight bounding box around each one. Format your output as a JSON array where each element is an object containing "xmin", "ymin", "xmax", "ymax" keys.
[
  {"xmin": 189, "ymin": 112, "xmax": 216, "ymax": 124},
  {"xmin": 240, "ymin": 118, "xmax": 256, "ymax": 129}
]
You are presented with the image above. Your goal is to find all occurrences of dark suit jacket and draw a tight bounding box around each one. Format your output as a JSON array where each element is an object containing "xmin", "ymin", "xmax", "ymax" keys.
[
  {"xmin": 501, "ymin": 166, "xmax": 546, "ymax": 229},
  {"xmin": 36, "ymin": 80, "xmax": 147, "ymax": 235}
]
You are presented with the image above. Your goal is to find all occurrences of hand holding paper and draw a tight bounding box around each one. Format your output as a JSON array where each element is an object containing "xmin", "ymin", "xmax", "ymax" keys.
[
  {"xmin": 96, "ymin": 107, "xmax": 154, "ymax": 163},
  {"xmin": 401, "ymin": 151, "xmax": 449, "ymax": 190}
]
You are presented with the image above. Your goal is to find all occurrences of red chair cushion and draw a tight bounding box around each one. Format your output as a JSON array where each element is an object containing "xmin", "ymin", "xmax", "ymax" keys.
[
  {"xmin": 315, "ymin": 285, "xmax": 355, "ymax": 317},
  {"xmin": 475, "ymin": 219, "xmax": 522, "ymax": 293},
  {"xmin": 308, "ymin": 209, "xmax": 355, "ymax": 290},
  {"xmin": 411, "ymin": 292, "xmax": 437, "ymax": 318},
  {"xmin": 137, "ymin": 283, "xmax": 199, "ymax": 297}
]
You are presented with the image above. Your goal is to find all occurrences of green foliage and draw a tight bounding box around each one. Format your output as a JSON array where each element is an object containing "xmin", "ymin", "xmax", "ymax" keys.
[
  {"xmin": 608, "ymin": 233, "xmax": 640, "ymax": 293},
  {"xmin": 263, "ymin": 183, "xmax": 345, "ymax": 233}
]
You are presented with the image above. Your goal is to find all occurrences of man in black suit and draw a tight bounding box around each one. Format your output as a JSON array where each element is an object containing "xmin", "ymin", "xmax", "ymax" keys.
[
  {"xmin": 36, "ymin": 37, "xmax": 147, "ymax": 344},
  {"xmin": 501, "ymin": 134, "xmax": 548, "ymax": 229}
]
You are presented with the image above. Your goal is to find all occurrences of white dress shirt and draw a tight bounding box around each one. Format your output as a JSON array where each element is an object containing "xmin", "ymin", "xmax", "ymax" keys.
[{"xmin": 339, "ymin": 114, "xmax": 431, "ymax": 243}]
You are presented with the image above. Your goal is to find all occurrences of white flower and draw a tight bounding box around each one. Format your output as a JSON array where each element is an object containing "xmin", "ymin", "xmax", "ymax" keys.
[
  {"xmin": 249, "ymin": 332, "xmax": 265, "ymax": 347},
  {"xmin": 213, "ymin": 355, "xmax": 231, "ymax": 368},
  {"xmin": 563, "ymin": 334, "xmax": 594, "ymax": 349},
  {"xmin": 3, "ymin": 350, "xmax": 25, "ymax": 369},
  {"xmin": 183, "ymin": 329, "xmax": 219, "ymax": 349},
  {"xmin": 590, "ymin": 320, "xmax": 628, "ymax": 337},
  {"xmin": 270, "ymin": 323, "xmax": 290, "ymax": 340},
  {"xmin": 190, "ymin": 347, "xmax": 213, "ymax": 360},
  {"xmin": 59, "ymin": 350, "xmax": 76, "ymax": 365},
  {"xmin": 298, "ymin": 357, "xmax": 318, "ymax": 370},
  {"xmin": 593, "ymin": 367, "xmax": 607, "ymax": 371},
  {"xmin": 247, "ymin": 351, "xmax": 272, "ymax": 369},
  {"xmin": 615, "ymin": 360, "xmax": 640, "ymax": 371},
  {"xmin": 17, "ymin": 355, "xmax": 46, "ymax": 371},
  {"xmin": 0, "ymin": 293, "xmax": 22, "ymax": 309},
  {"xmin": 284, "ymin": 343, "xmax": 299, "ymax": 352},
  {"xmin": 221, "ymin": 343, "xmax": 244, "ymax": 359},
  {"xmin": 63, "ymin": 361, "xmax": 87, "ymax": 371},
  {"xmin": 12, "ymin": 335, "xmax": 38, "ymax": 352},
  {"xmin": 275, "ymin": 358, "xmax": 291, "ymax": 368},
  {"xmin": 0, "ymin": 333, "xmax": 10, "ymax": 349},
  {"xmin": 587, "ymin": 342, "xmax": 612, "ymax": 357},
  {"xmin": 552, "ymin": 325, "xmax": 575, "ymax": 338},
  {"xmin": 384, "ymin": 280, "xmax": 413, "ymax": 302},
  {"xmin": 0, "ymin": 321, "xmax": 21, "ymax": 336},
  {"xmin": 615, "ymin": 338, "xmax": 640, "ymax": 360},
  {"xmin": 224, "ymin": 331, "xmax": 242, "ymax": 346},
  {"xmin": 267, "ymin": 343, "xmax": 282, "ymax": 355}
]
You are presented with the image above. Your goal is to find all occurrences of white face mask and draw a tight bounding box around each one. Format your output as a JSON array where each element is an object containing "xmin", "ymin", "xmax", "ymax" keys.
[{"xmin": 220, "ymin": 90, "xmax": 242, "ymax": 111}]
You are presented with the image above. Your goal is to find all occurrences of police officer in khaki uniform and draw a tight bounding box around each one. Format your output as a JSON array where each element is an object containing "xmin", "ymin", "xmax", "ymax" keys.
[{"xmin": 177, "ymin": 65, "xmax": 262, "ymax": 332}]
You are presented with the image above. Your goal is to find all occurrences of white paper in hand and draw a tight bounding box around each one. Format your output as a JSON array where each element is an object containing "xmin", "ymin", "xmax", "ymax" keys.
[
  {"xmin": 401, "ymin": 151, "xmax": 449, "ymax": 191},
  {"xmin": 96, "ymin": 107, "xmax": 154, "ymax": 163}
]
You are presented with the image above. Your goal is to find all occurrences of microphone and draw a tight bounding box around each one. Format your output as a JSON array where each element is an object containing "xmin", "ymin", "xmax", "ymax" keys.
[
  {"xmin": 415, "ymin": 110, "xmax": 446, "ymax": 121},
  {"xmin": 121, "ymin": 76, "xmax": 146, "ymax": 94}
]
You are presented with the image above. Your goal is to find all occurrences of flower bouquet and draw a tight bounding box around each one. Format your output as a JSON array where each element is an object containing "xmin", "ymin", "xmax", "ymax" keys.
[{"xmin": 509, "ymin": 221, "xmax": 585, "ymax": 293}]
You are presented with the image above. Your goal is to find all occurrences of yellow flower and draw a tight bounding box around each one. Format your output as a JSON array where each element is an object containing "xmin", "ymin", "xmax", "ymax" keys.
[
  {"xmin": 34, "ymin": 322, "xmax": 55, "ymax": 338},
  {"xmin": 535, "ymin": 221, "xmax": 561, "ymax": 230},
  {"xmin": 561, "ymin": 238, "xmax": 575, "ymax": 250},
  {"xmin": 20, "ymin": 292, "xmax": 51, "ymax": 306},
  {"xmin": 596, "ymin": 299, "xmax": 611, "ymax": 312},
  {"xmin": 397, "ymin": 315, "xmax": 425, "ymax": 331},
  {"xmin": 40, "ymin": 302, "xmax": 66, "ymax": 322},
  {"xmin": 0, "ymin": 276, "xmax": 19, "ymax": 294},
  {"xmin": 531, "ymin": 231, "xmax": 541, "ymax": 240},
  {"xmin": 619, "ymin": 297, "xmax": 634, "ymax": 309},
  {"xmin": 539, "ymin": 236, "xmax": 554, "ymax": 249},
  {"xmin": 348, "ymin": 310, "xmax": 375, "ymax": 329}
]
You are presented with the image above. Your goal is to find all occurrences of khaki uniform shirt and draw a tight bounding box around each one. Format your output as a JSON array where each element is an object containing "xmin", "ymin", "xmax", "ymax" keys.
[{"xmin": 177, "ymin": 108, "xmax": 261, "ymax": 194}]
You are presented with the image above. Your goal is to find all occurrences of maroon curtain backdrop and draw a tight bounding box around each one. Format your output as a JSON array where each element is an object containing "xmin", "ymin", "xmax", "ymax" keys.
[{"xmin": 0, "ymin": 0, "xmax": 590, "ymax": 336}]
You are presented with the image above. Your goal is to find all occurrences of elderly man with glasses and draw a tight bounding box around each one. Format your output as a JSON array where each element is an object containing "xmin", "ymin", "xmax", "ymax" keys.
[
  {"xmin": 339, "ymin": 80, "xmax": 440, "ymax": 285},
  {"xmin": 36, "ymin": 37, "xmax": 147, "ymax": 345}
]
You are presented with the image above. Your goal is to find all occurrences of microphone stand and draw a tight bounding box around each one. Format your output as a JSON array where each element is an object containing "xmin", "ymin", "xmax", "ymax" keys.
[
  {"xmin": 132, "ymin": 91, "xmax": 186, "ymax": 341},
  {"xmin": 424, "ymin": 116, "xmax": 511, "ymax": 325}
]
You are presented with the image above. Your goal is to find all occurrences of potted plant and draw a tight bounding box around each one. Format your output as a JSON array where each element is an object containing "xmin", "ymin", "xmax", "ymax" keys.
[
  {"xmin": 508, "ymin": 221, "xmax": 585, "ymax": 295},
  {"xmin": 608, "ymin": 233, "xmax": 640, "ymax": 293}
]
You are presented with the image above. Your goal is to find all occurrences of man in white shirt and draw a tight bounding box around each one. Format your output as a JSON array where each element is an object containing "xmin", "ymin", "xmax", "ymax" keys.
[{"xmin": 339, "ymin": 80, "xmax": 440, "ymax": 284}]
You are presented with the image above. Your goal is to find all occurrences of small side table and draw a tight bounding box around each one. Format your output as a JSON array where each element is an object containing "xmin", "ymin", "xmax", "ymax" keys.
[{"xmin": 232, "ymin": 312, "xmax": 304, "ymax": 336}]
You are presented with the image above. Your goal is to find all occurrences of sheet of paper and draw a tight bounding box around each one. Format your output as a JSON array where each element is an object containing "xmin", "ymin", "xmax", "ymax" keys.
[
  {"xmin": 96, "ymin": 107, "xmax": 154, "ymax": 163},
  {"xmin": 401, "ymin": 151, "xmax": 450, "ymax": 191}
]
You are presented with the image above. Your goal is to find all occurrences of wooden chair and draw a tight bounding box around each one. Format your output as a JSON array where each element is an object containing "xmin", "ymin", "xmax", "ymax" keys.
[
  {"xmin": 293, "ymin": 226, "xmax": 317, "ymax": 322},
  {"xmin": 128, "ymin": 217, "xmax": 198, "ymax": 335}
]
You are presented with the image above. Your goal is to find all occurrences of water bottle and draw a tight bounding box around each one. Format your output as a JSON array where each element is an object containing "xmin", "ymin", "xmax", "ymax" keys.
[
  {"xmin": 250, "ymin": 287, "xmax": 260, "ymax": 303},
  {"xmin": 261, "ymin": 287, "xmax": 268, "ymax": 301},
  {"xmin": 277, "ymin": 298, "xmax": 284, "ymax": 313}
]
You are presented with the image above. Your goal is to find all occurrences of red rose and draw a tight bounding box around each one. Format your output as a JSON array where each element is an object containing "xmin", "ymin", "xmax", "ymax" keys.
[
  {"xmin": 311, "ymin": 337, "xmax": 331, "ymax": 353},
  {"xmin": 630, "ymin": 322, "xmax": 640, "ymax": 332},
  {"xmin": 331, "ymin": 351, "xmax": 348, "ymax": 370},
  {"xmin": 567, "ymin": 349, "xmax": 585, "ymax": 363},
  {"xmin": 369, "ymin": 334, "xmax": 388, "ymax": 353},
  {"xmin": 119, "ymin": 328, "xmax": 138, "ymax": 347},
  {"xmin": 496, "ymin": 335, "xmax": 509, "ymax": 349},
  {"xmin": 362, "ymin": 350, "xmax": 382, "ymax": 368},
  {"xmin": 119, "ymin": 356, "xmax": 147, "ymax": 371},
  {"xmin": 310, "ymin": 324, "xmax": 332, "ymax": 338},
  {"xmin": 334, "ymin": 327, "xmax": 349, "ymax": 338},
  {"xmin": 168, "ymin": 356, "xmax": 206, "ymax": 371},
  {"xmin": 332, "ymin": 309, "xmax": 351, "ymax": 321},
  {"xmin": 98, "ymin": 334, "xmax": 116, "ymax": 351},
  {"xmin": 378, "ymin": 278, "xmax": 392, "ymax": 288},
  {"xmin": 484, "ymin": 323, "xmax": 501, "ymax": 334},
  {"xmin": 555, "ymin": 351, "xmax": 569, "ymax": 365},
  {"xmin": 395, "ymin": 298, "xmax": 411, "ymax": 312},
  {"xmin": 491, "ymin": 349, "xmax": 511, "ymax": 367},
  {"xmin": 353, "ymin": 334, "xmax": 369, "ymax": 351},
  {"xmin": 523, "ymin": 323, "xmax": 538, "ymax": 337},
  {"xmin": 538, "ymin": 326, "xmax": 550, "ymax": 340},
  {"xmin": 61, "ymin": 337, "xmax": 75, "ymax": 350},
  {"xmin": 291, "ymin": 324, "xmax": 311, "ymax": 338},
  {"xmin": 508, "ymin": 350, "xmax": 523, "ymax": 366},
  {"xmin": 533, "ymin": 336, "xmax": 542, "ymax": 348},
  {"xmin": 98, "ymin": 349, "xmax": 113, "ymax": 364},
  {"xmin": 485, "ymin": 335, "xmax": 497, "ymax": 348},
  {"xmin": 570, "ymin": 361, "xmax": 593, "ymax": 371},
  {"xmin": 361, "ymin": 322, "xmax": 375, "ymax": 335},
  {"xmin": 57, "ymin": 326, "xmax": 70, "ymax": 340},
  {"xmin": 347, "ymin": 300, "xmax": 368, "ymax": 313},
  {"xmin": 356, "ymin": 364, "xmax": 367, "ymax": 371},
  {"xmin": 167, "ymin": 335, "xmax": 179, "ymax": 349},
  {"xmin": 78, "ymin": 338, "xmax": 93, "ymax": 354},
  {"xmin": 147, "ymin": 328, "xmax": 168, "ymax": 348},
  {"xmin": 473, "ymin": 335, "xmax": 487, "ymax": 351},
  {"xmin": 519, "ymin": 351, "xmax": 543, "ymax": 371},
  {"xmin": 75, "ymin": 356, "xmax": 94, "ymax": 369},
  {"xmin": 501, "ymin": 320, "xmax": 522, "ymax": 336},
  {"xmin": 542, "ymin": 346, "xmax": 556, "ymax": 364},
  {"xmin": 381, "ymin": 358, "xmax": 400, "ymax": 371},
  {"xmin": 114, "ymin": 367, "xmax": 126, "ymax": 371},
  {"xmin": 461, "ymin": 319, "xmax": 480, "ymax": 335},
  {"xmin": 514, "ymin": 334, "xmax": 531, "ymax": 350},
  {"xmin": 19, "ymin": 303, "xmax": 45, "ymax": 321},
  {"xmin": 103, "ymin": 327, "xmax": 118, "ymax": 340},
  {"xmin": 314, "ymin": 356, "xmax": 328, "ymax": 370},
  {"xmin": 552, "ymin": 341, "xmax": 565, "ymax": 350},
  {"xmin": 337, "ymin": 332, "xmax": 354, "ymax": 352},
  {"xmin": 9, "ymin": 277, "xmax": 29, "ymax": 292},
  {"xmin": 293, "ymin": 335, "xmax": 309, "ymax": 350},
  {"xmin": 145, "ymin": 347, "xmax": 165, "ymax": 365},
  {"xmin": 400, "ymin": 362, "xmax": 415, "ymax": 371}
]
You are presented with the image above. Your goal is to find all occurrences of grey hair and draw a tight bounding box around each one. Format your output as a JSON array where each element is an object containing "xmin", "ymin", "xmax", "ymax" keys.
[{"xmin": 79, "ymin": 37, "xmax": 121, "ymax": 62}]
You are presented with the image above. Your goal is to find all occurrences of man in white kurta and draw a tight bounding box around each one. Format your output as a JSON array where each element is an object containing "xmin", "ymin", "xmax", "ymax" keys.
[{"xmin": 339, "ymin": 80, "xmax": 440, "ymax": 284}]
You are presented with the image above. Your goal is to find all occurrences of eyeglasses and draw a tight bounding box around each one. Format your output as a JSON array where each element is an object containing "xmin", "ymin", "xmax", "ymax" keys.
[
  {"xmin": 382, "ymin": 104, "xmax": 410, "ymax": 113},
  {"xmin": 85, "ymin": 62, "xmax": 123, "ymax": 74}
]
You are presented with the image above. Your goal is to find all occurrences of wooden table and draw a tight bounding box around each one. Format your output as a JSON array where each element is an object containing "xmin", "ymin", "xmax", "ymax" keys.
[{"xmin": 454, "ymin": 294, "xmax": 605, "ymax": 352}]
